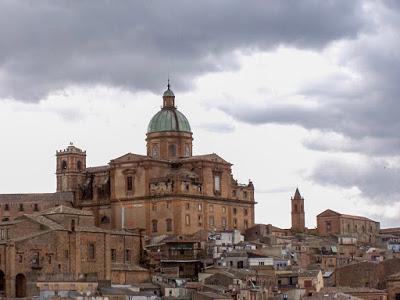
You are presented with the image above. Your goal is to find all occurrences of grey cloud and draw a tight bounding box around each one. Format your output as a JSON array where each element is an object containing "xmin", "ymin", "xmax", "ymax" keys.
[
  {"xmin": 0, "ymin": 0, "xmax": 367, "ymax": 101},
  {"xmin": 222, "ymin": 4, "xmax": 400, "ymax": 156},
  {"xmin": 198, "ymin": 122, "xmax": 235, "ymax": 134},
  {"xmin": 309, "ymin": 159, "xmax": 400, "ymax": 203}
]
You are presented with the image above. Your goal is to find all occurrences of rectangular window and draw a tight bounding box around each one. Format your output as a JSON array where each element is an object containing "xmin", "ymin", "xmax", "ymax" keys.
[
  {"xmin": 152, "ymin": 204, "xmax": 157, "ymax": 211},
  {"xmin": 186, "ymin": 203, "xmax": 190, "ymax": 210},
  {"xmin": 209, "ymin": 205, "xmax": 214, "ymax": 213},
  {"xmin": 152, "ymin": 220, "xmax": 158, "ymax": 232},
  {"xmin": 88, "ymin": 243, "xmax": 95, "ymax": 260},
  {"xmin": 222, "ymin": 218, "xmax": 227, "ymax": 228},
  {"xmin": 4, "ymin": 204, "xmax": 9, "ymax": 211},
  {"xmin": 126, "ymin": 176, "xmax": 133, "ymax": 191},
  {"xmin": 326, "ymin": 221, "xmax": 332, "ymax": 232},
  {"xmin": 125, "ymin": 249, "xmax": 131, "ymax": 262},
  {"xmin": 166, "ymin": 219, "xmax": 173, "ymax": 231},
  {"xmin": 198, "ymin": 215, "xmax": 202, "ymax": 226},
  {"xmin": 111, "ymin": 249, "xmax": 116, "ymax": 262},
  {"xmin": 244, "ymin": 208, "xmax": 248, "ymax": 216},
  {"xmin": 233, "ymin": 208, "xmax": 237, "ymax": 215},
  {"xmin": 198, "ymin": 203, "xmax": 202, "ymax": 211},
  {"xmin": 233, "ymin": 218, "xmax": 237, "ymax": 228},
  {"xmin": 222, "ymin": 206, "xmax": 226, "ymax": 214},
  {"xmin": 209, "ymin": 216, "xmax": 215, "ymax": 227},
  {"xmin": 64, "ymin": 250, "xmax": 69, "ymax": 259},
  {"xmin": 19, "ymin": 204, "xmax": 24, "ymax": 211},
  {"xmin": 185, "ymin": 215, "xmax": 190, "ymax": 226},
  {"xmin": 244, "ymin": 191, "xmax": 248, "ymax": 199},
  {"xmin": 166, "ymin": 201, "xmax": 170, "ymax": 209},
  {"xmin": 214, "ymin": 174, "xmax": 221, "ymax": 192},
  {"xmin": 34, "ymin": 203, "xmax": 39, "ymax": 211}
]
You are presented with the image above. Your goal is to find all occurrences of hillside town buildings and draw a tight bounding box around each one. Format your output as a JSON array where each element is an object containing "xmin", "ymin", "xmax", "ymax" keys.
[{"xmin": 0, "ymin": 85, "xmax": 399, "ymax": 299}]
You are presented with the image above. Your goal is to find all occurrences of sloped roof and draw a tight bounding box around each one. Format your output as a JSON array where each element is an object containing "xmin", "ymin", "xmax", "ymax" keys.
[
  {"xmin": 0, "ymin": 192, "xmax": 74, "ymax": 203},
  {"xmin": 24, "ymin": 214, "xmax": 64, "ymax": 230},
  {"xmin": 299, "ymin": 269, "xmax": 321, "ymax": 278},
  {"xmin": 317, "ymin": 209, "xmax": 377, "ymax": 222},
  {"xmin": 179, "ymin": 153, "xmax": 231, "ymax": 165},
  {"xmin": 110, "ymin": 152, "xmax": 148, "ymax": 163},
  {"xmin": 86, "ymin": 165, "xmax": 110, "ymax": 173},
  {"xmin": 293, "ymin": 188, "xmax": 302, "ymax": 199},
  {"xmin": 37, "ymin": 205, "xmax": 93, "ymax": 216}
]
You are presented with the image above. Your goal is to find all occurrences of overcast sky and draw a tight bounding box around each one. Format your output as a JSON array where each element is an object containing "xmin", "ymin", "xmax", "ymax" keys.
[{"xmin": 0, "ymin": 0, "xmax": 399, "ymax": 229}]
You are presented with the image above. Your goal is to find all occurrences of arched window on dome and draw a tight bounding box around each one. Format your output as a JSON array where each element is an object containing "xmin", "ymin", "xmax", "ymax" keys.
[
  {"xmin": 151, "ymin": 144, "xmax": 159, "ymax": 159},
  {"xmin": 168, "ymin": 144, "xmax": 177, "ymax": 158},
  {"xmin": 184, "ymin": 144, "xmax": 191, "ymax": 157},
  {"xmin": 62, "ymin": 160, "xmax": 67, "ymax": 170}
]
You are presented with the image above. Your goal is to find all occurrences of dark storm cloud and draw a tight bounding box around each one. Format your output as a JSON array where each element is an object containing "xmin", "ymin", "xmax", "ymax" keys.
[{"xmin": 0, "ymin": 0, "xmax": 367, "ymax": 101}]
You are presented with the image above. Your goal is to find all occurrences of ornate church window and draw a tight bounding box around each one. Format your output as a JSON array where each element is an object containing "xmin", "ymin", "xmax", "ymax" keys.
[
  {"xmin": 184, "ymin": 144, "xmax": 190, "ymax": 157},
  {"xmin": 168, "ymin": 144, "xmax": 177, "ymax": 158},
  {"xmin": 126, "ymin": 176, "xmax": 133, "ymax": 191},
  {"xmin": 151, "ymin": 144, "xmax": 159, "ymax": 159},
  {"xmin": 214, "ymin": 174, "xmax": 221, "ymax": 194}
]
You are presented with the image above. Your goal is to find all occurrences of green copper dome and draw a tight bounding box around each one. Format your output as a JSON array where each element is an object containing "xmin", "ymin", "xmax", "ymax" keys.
[{"xmin": 147, "ymin": 108, "xmax": 192, "ymax": 133}]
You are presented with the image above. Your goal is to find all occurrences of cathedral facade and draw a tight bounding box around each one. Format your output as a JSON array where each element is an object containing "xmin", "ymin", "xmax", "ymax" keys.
[{"xmin": 56, "ymin": 85, "xmax": 256, "ymax": 236}]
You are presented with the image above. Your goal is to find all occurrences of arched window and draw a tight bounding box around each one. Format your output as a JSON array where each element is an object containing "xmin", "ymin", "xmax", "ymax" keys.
[
  {"xmin": 184, "ymin": 144, "xmax": 190, "ymax": 157},
  {"xmin": 166, "ymin": 219, "xmax": 173, "ymax": 232},
  {"xmin": 100, "ymin": 216, "xmax": 110, "ymax": 224},
  {"xmin": 168, "ymin": 144, "xmax": 177, "ymax": 158},
  {"xmin": 77, "ymin": 160, "xmax": 82, "ymax": 171},
  {"xmin": 152, "ymin": 220, "xmax": 158, "ymax": 233},
  {"xmin": 62, "ymin": 160, "xmax": 67, "ymax": 170},
  {"xmin": 151, "ymin": 145, "xmax": 159, "ymax": 159}
]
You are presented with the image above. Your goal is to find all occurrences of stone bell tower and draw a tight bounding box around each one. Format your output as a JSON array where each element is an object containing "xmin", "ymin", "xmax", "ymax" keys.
[
  {"xmin": 56, "ymin": 143, "xmax": 86, "ymax": 194},
  {"xmin": 291, "ymin": 188, "xmax": 305, "ymax": 233}
]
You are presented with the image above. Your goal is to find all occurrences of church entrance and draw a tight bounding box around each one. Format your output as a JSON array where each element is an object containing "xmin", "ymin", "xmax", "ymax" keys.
[
  {"xmin": 15, "ymin": 273, "xmax": 26, "ymax": 298},
  {"xmin": 0, "ymin": 270, "xmax": 5, "ymax": 296}
]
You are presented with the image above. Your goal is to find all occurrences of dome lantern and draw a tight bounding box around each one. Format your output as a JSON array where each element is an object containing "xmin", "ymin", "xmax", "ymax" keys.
[{"xmin": 163, "ymin": 79, "xmax": 175, "ymax": 108}]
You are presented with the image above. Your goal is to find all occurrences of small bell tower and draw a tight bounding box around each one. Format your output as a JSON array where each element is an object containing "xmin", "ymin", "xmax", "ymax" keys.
[
  {"xmin": 56, "ymin": 143, "xmax": 86, "ymax": 193},
  {"xmin": 291, "ymin": 188, "xmax": 305, "ymax": 233}
]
